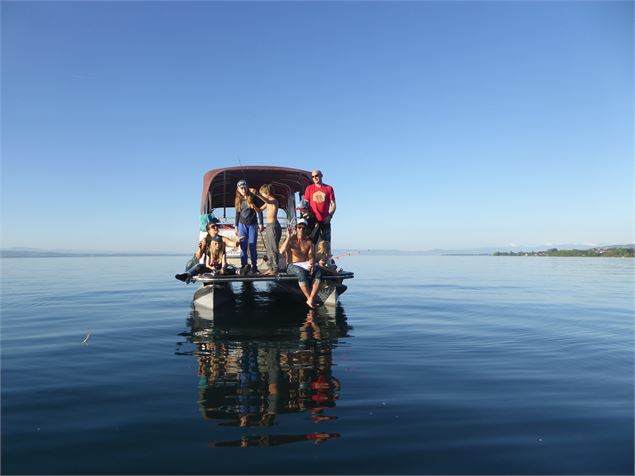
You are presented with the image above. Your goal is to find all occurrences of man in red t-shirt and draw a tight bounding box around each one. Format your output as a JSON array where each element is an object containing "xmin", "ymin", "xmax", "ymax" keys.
[{"xmin": 304, "ymin": 169, "xmax": 336, "ymax": 242}]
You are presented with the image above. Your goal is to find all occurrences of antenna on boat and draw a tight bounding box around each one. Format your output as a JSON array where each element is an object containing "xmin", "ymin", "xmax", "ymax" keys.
[{"xmin": 236, "ymin": 154, "xmax": 248, "ymax": 180}]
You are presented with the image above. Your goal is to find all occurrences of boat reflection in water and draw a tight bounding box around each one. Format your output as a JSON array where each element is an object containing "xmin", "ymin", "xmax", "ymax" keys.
[{"xmin": 176, "ymin": 285, "xmax": 351, "ymax": 448}]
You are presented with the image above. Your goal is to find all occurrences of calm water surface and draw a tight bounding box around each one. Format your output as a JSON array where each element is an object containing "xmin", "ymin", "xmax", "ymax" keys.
[{"xmin": 1, "ymin": 255, "xmax": 633, "ymax": 474}]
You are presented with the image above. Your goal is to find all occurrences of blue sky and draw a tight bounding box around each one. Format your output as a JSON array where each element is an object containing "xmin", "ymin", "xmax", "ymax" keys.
[{"xmin": 2, "ymin": 1, "xmax": 633, "ymax": 252}]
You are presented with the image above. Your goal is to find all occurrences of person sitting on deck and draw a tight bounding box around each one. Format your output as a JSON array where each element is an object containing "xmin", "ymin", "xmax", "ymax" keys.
[
  {"xmin": 175, "ymin": 222, "xmax": 242, "ymax": 283},
  {"xmin": 315, "ymin": 240, "xmax": 340, "ymax": 275},
  {"xmin": 235, "ymin": 179, "xmax": 264, "ymax": 275},
  {"xmin": 295, "ymin": 199, "xmax": 319, "ymax": 244},
  {"xmin": 280, "ymin": 218, "xmax": 323, "ymax": 309},
  {"xmin": 205, "ymin": 236, "xmax": 229, "ymax": 274},
  {"xmin": 251, "ymin": 184, "xmax": 281, "ymax": 276}
]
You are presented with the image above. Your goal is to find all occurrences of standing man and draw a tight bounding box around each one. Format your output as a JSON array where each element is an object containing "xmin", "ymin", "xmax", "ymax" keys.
[{"xmin": 304, "ymin": 169, "xmax": 336, "ymax": 242}]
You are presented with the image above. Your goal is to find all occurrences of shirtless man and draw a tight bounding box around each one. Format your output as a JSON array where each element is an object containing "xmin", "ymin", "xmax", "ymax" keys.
[
  {"xmin": 279, "ymin": 218, "xmax": 323, "ymax": 309},
  {"xmin": 252, "ymin": 184, "xmax": 281, "ymax": 275}
]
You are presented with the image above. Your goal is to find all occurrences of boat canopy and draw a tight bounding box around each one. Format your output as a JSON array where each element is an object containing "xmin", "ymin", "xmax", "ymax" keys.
[{"xmin": 200, "ymin": 166, "xmax": 312, "ymax": 214}]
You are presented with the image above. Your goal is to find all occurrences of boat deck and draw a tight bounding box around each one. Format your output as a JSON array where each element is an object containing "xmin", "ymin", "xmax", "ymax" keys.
[{"xmin": 192, "ymin": 270, "xmax": 354, "ymax": 284}]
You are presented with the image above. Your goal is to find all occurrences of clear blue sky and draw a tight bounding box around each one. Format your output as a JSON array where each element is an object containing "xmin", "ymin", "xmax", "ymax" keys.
[{"xmin": 2, "ymin": 1, "xmax": 633, "ymax": 252}]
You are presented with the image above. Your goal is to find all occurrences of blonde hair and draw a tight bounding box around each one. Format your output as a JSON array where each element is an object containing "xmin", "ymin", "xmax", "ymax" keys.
[
  {"xmin": 259, "ymin": 184, "xmax": 273, "ymax": 196},
  {"xmin": 317, "ymin": 241, "xmax": 331, "ymax": 256},
  {"xmin": 207, "ymin": 239, "xmax": 225, "ymax": 262}
]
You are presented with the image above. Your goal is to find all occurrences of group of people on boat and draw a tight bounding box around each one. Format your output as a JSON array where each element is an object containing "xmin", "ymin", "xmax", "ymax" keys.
[{"xmin": 175, "ymin": 169, "xmax": 338, "ymax": 309}]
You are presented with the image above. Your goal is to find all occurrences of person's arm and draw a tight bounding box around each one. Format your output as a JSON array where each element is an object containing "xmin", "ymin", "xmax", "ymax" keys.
[
  {"xmin": 250, "ymin": 188, "xmax": 265, "ymax": 209},
  {"xmin": 280, "ymin": 233, "xmax": 291, "ymax": 254},
  {"xmin": 221, "ymin": 252, "xmax": 227, "ymax": 272},
  {"xmin": 309, "ymin": 221, "xmax": 320, "ymax": 241},
  {"xmin": 249, "ymin": 192, "xmax": 266, "ymax": 226},
  {"xmin": 328, "ymin": 187, "xmax": 336, "ymax": 217},
  {"xmin": 195, "ymin": 239, "xmax": 206, "ymax": 259},
  {"xmin": 280, "ymin": 233, "xmax": 294, "ymax": 265},
  {"xmin": 222, "ymin": 236, "xmax": 237, "ymax": 248},
  {"xmin": 204, "ymin": 251, "xmax": 211, "ymax": 268},
  {"xmin": 308, "ymin": 241, "xmax": 315, "ymax": 272},
  {"xmin": 252, "ymin": 189, "xmax": 275, "ymax": 205}
]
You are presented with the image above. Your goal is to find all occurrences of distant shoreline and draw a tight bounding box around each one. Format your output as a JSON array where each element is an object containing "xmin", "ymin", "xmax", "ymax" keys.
[
  {"xmin": 493, "ymin": 247, "xmax": 634, "ymax": 258},
  {"xmin": 1, "ymin": 252, "xmax": 189, "ymax": 259}
]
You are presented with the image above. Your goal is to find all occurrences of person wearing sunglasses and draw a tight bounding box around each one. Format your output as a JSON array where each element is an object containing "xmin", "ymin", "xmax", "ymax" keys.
[
  {"xmin": 280, "ymin": 218, "xmax": 323, "ymax": 309},
  {"xmin": 303, "ymin": 170, "xmax": 336, "ymax": 243},
  {"xmin": 175, "ymin": 222, "xmax": 243, "ymax": 283},
  {"xmin": 235, "ymin": 179, "xmax": 264, "ymax": 275}
]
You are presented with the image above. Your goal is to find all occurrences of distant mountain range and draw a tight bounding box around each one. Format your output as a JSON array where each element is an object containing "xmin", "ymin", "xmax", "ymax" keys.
[{"xmin": 2, "ymin": 244, "xmax": 632, "ymax": 258}]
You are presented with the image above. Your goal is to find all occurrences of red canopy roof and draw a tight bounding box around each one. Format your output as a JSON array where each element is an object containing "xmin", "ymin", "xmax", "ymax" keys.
[{"xmin": 200, "ymin": 166, "xmax": 312, "ymax": 214}]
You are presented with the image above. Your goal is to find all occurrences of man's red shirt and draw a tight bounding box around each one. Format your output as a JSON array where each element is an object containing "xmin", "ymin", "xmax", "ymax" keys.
[{"xmin": 304, "ymin": 183, "xmax": 335, "ymax": 223}]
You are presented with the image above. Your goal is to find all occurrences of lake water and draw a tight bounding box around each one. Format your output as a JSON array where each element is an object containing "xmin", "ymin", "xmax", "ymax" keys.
[{"xmin": 1, "ymin": 255, "xmax": 633, "ymax": 474}]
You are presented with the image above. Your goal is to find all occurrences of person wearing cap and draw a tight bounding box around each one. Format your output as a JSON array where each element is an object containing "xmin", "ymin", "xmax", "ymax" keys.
[
  {"xmin": 235, "ymin": 179, "xmax": 264, "ymax": 275},
  {"xmin": 280, "ymin": 218, "xmax": 323, "ymax": 309},
  {"xmin": 175, "ymin": 222, "xmax": 242, "ymax": 283},
  {"xmin": 205, "ymin": 235, "xmax": 229, "ymax": 273},
  {"xmin": 304, "ymin": 170, "xmax": 336, "ymax": 243},
  {"xmin": 295, "ymin": 199, "xmax": 319, "ymax": 244}
]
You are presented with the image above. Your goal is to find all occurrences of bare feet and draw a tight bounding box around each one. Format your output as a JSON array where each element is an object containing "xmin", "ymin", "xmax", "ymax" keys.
[
  {"xmin": 306, "ymin": 299, "xmax": 316, "ymax": 309},
  {"xmin": 261, "ymin": 269, "xmax": 275, "ymax": 276}
]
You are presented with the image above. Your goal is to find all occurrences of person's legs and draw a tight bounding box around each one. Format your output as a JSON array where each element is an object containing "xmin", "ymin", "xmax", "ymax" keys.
[
  {"xmin": 238, "ymin": 223, "xmax": 249, "ymax": 267},
  {"xmin": 309, "ymin": 223, "xmax": 320, "ymax": 244},
  {"xmin": 262, "ymin": 224, "xmax": 275, "ymax": 272},
  {"xmin": 263, "ymin": 222, "xmax": 281, "ymax": 273},
  {"xmin": 319, "ymin": 222, "xmax": 331, "ymax": 242},
  {"xmin": 287, "ymin": 264, "xmax": 311, "ymax": 300},
  {"xmin": 273, "ymin": 222, "xmax": 282, "ymax": 270},
  {"xmin": 187, "ymin": 263, "xmax": 207, "ymax": 276},
  {"xmin": 175, "ymin": 263, "xmax": 208, "ymax": 283},
  {"xmin": 307, "ymin": 268, "xmax": 323, "ymax": 308},
  {"xmin": 247, "ymin": 224, "xmax": 258, "ymax": 271}
]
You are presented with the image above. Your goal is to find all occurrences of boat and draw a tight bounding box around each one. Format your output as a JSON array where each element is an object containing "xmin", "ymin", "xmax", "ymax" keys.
[{"xmin": 185, "ymin": 166, "xmax": 354, "ymax": 310}]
